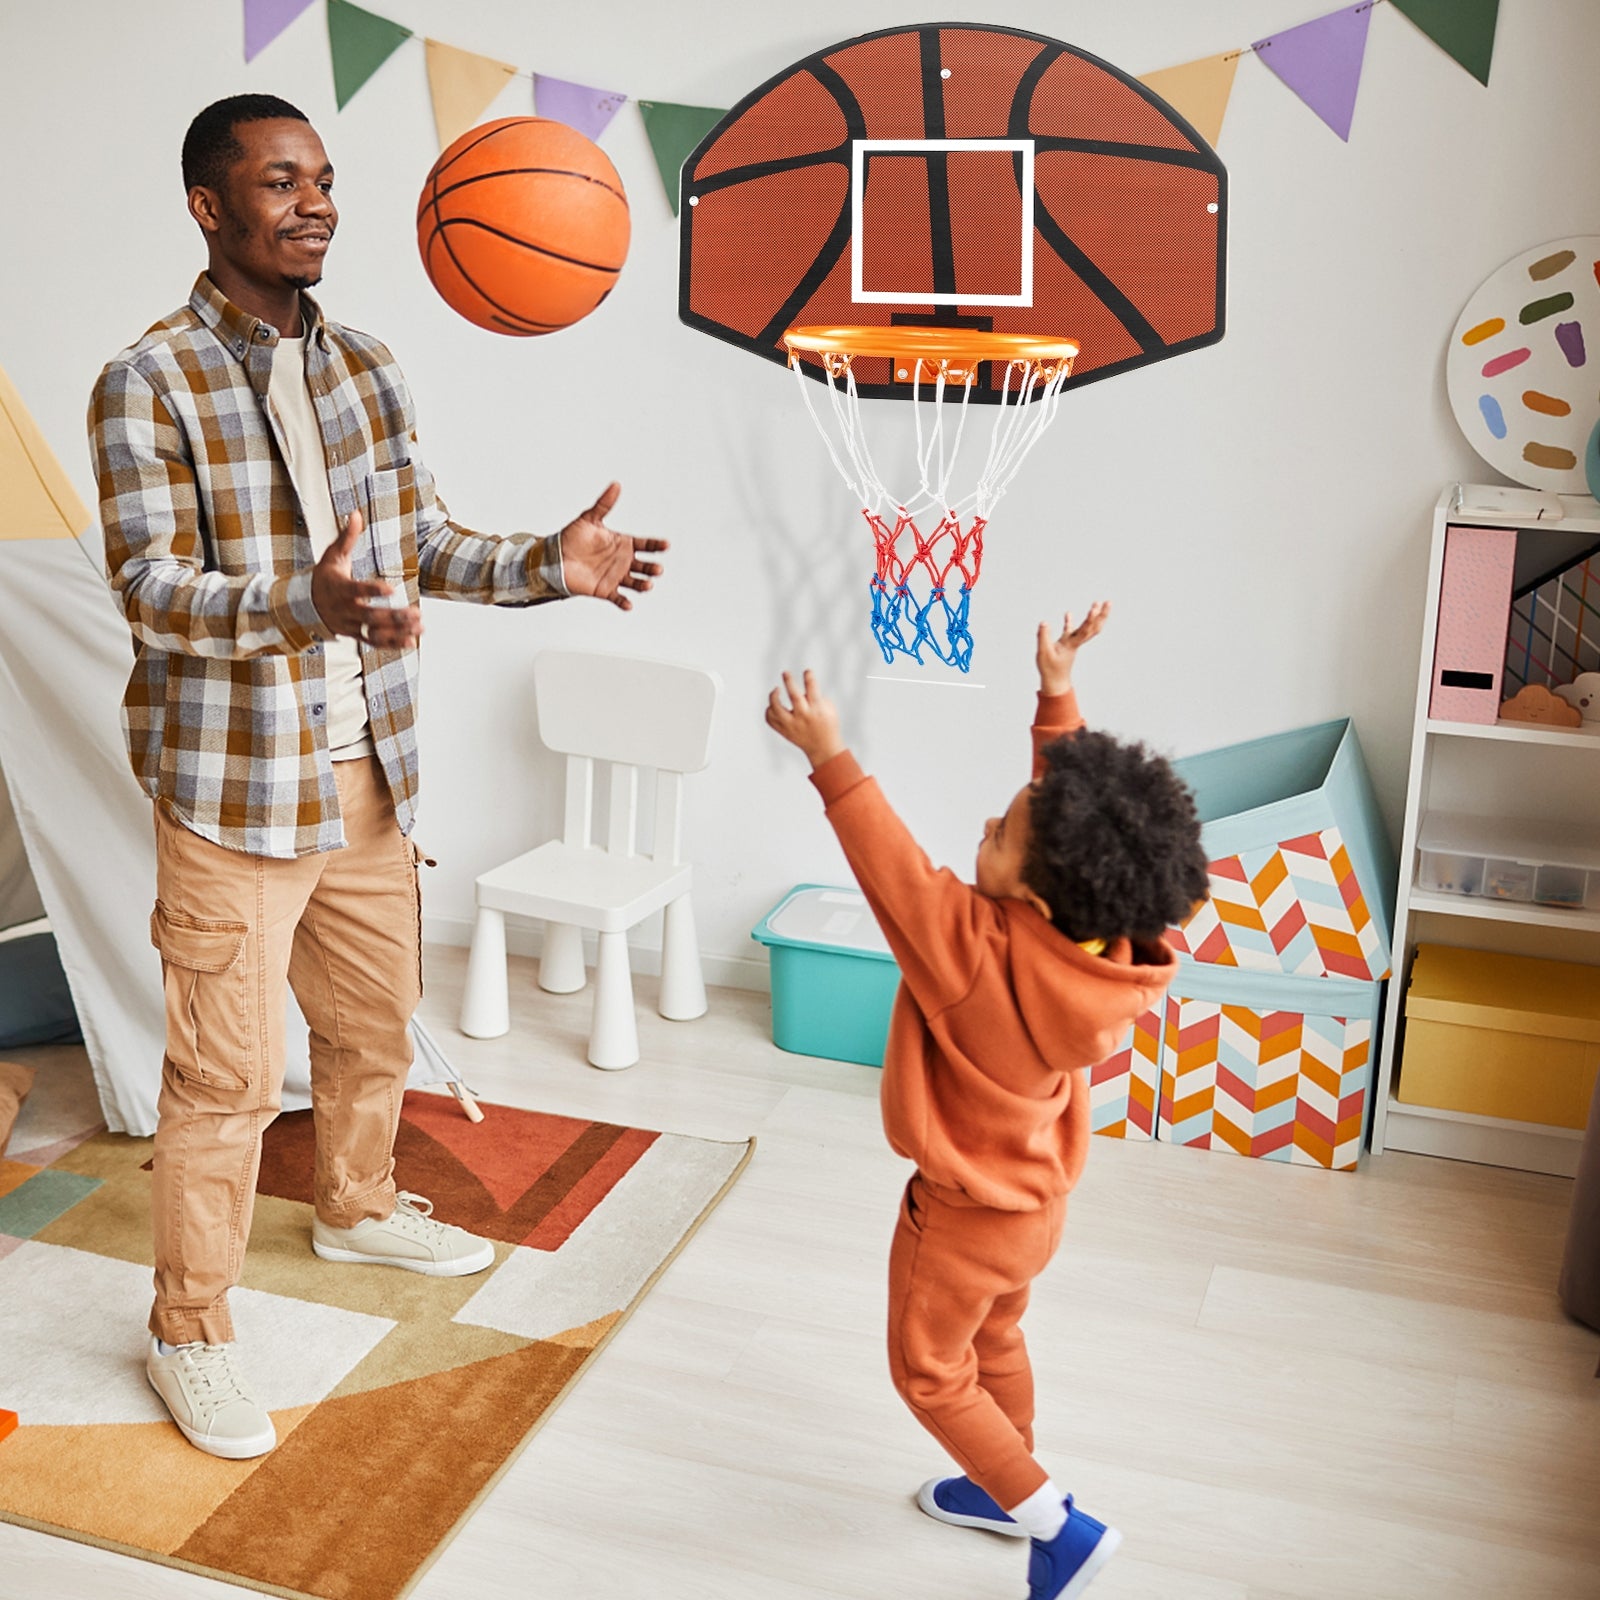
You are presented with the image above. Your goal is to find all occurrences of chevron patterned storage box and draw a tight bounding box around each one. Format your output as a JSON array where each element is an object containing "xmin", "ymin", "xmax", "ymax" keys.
[{"xmin": 1093, "ymin": 719, "xmax": 1395, "ymax": 1169}]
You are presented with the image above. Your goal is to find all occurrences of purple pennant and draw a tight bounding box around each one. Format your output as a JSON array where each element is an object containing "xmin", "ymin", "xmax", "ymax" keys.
[
  {"xmin": 244, "ymin": 0, "xmax": 317, "ymax": 62},
  {"xmin": 1253, "ymin": 2, "xmax": 1373, "ymax": 142},
  {"xmin": 533, "ymin": 73, "xmax": 628, "ymax": 143}
]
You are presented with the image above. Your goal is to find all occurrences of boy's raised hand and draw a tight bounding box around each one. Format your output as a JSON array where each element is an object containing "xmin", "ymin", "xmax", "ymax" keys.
[
  {"xmin": 765, "ymin": 670, "xmax": 845, "ymax": 771},
  {"xmin": 1036, "ymin": 601, "xmax": 1110, "ymax": 696}
]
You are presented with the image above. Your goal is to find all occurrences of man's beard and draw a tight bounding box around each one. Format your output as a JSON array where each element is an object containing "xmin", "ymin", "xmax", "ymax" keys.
[{"xmin": 285, "ymin": 272, "xmax": 322, "ymax": 290}]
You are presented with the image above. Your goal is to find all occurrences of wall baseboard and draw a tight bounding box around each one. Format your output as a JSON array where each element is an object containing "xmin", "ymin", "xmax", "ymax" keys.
[{"xmin": 422, "ymin": 914, "xmax": 772, "ymax": 994}]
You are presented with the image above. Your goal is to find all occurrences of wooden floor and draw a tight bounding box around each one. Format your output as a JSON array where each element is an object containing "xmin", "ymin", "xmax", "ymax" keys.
[{"xmin": 4, "ymin": 944, "xmax": 1599, "ymax": 1600}]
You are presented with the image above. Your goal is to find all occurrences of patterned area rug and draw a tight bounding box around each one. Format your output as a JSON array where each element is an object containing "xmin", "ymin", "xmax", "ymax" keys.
[{"xmin": 0, "ymin": 1090, "xmax": 751, "ymax": 1599}]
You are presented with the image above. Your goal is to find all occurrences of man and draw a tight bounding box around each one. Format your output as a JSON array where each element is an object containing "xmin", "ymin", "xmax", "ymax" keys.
[{"xmin": 88, "ymin": 94, "xmax": 666, "ymax": 1460}]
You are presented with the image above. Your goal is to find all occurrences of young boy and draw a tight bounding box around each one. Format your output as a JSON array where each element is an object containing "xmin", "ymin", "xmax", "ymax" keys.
[{"xmin": 765, "ymin": 604, "xmax": 1210, "ymax": 1600}]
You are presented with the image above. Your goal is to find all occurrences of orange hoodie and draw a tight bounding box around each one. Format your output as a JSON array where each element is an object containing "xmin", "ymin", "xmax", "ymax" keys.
[{"xmin": 808, "ymin": 690, "xmax": 1179, "ymax": 1211}]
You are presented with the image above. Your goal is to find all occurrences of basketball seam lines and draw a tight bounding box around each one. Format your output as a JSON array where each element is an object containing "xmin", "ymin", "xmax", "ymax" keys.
[
  {"xmin": 1011, "ymin": 45, "xmax": 1167, "ymax": 358},
  {"xmin": 689, "ymin": 147, "xmax": 852, "ymax": 196},
  {"xmin": 423, "ymin": 218, "xmax": 546, "ymax": 334},
  {"xmin": 752, "ymin": 57, "xmax": 867, "ymax": 356},
  {"xmin": 431, "ymin": 121, "xmax": 520, "ymax": 182},
  {"xmin": 415, "ymin": 165, "xmax": 627, "ymax": 221},
  {"xmin": 427, "ymin": 218, "xmax": 623, "ymax": 275},
  {"xmin": 1030, "ymin": 136, "xmax": 1219, "ymax": 171},
  {"xmin": 917, "ymin": 26, "xmax": 957, "ymax": 302},
  {"xmin": 421, "ymin": 140, "xmax": 509, "ymax": 331}
]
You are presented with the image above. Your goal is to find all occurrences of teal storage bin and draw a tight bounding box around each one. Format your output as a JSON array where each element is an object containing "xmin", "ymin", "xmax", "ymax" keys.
[
  {"xmin": 1168, "ymin": 718, "xmax": 1396, "ymax": 982},
  {"xmin": 750, "ymin": 885, "xmax": 901, "ymax": 1067},
  {"xmin": 1102, "ymin": 716, "xmax": 1399, "ymax": 1171}
]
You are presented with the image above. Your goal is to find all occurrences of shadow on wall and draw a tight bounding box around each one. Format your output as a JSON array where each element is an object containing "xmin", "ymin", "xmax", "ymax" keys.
[{"xmin": 711, "ymin": 386, "xmax": 878, "ymax": 755}]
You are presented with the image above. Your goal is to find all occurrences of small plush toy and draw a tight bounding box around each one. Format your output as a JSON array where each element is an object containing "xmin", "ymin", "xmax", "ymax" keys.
[
  {"xmin": 1502, "ymin": 683, "xmax": 1584, "ymax": 726},
  {"xmin": 1552, "ymin": 672, "xmax": 1600, "ymax": 722}
]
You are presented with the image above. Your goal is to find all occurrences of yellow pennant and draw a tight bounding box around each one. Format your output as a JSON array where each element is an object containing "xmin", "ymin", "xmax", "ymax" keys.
[
  {"xmin": 0, "ymin": 364, "xmax": 90, "ymax": 542},
  {"xmin": 1138, "ymin": 52, "xmax": 1241, "ymax": 151},
  {"xmin": 425, "ymin": 37, "xmax": 518, "ymax": 153}
]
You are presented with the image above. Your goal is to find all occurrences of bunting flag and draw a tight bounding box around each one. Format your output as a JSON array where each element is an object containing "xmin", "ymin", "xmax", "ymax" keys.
[
  {"xmin": 1391, "ymin": 0, "xmax": 1500, "ymax": 86},
  {"xmin": 1253, "ymin": 2, "xmax": 1374, "ymax": 142},
  {"xmin": 534, "ymin": 74, "xmax": 629, "ymax": 144},
  {"xmin": 425, "ymin": 38, "xmax": 518, "ymax": 151},
  {"xmin": 327, "ymin": 0, "xmax": 411, "ymax": 111},
  {"xmin": 243, "ymin": 0, "xmax": 316, "ymax": 62},
  {"xmin": 638, "ymin": 101, "xmax": 727, "ymax": 216},
  {"xmin": 0, "ymin": 365, "xmax": 91, "ymax": 542},
  {"xmin": 241, "ymin": 0, "xmax": 1502, "ymax": 210},
  {"xmin": 1138, "ymin": 52, "xmax": 1241, "ymax": 150}
]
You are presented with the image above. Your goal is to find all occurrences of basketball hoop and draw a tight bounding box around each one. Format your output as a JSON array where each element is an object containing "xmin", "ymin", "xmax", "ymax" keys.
[{"xmin": 784, "ymin": 325, "xmax": 1079, "ymax": 672}]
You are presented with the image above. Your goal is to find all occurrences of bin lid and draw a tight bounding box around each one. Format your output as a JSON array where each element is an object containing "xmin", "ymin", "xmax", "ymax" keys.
[
  {"xmin": 751, "ymin": 886, "xmax": 895, "ymax": 960},
  {"xmin": 1405, "ymin": 944, "xmax": 1600, "ymax": 1044},
  {"xmin": 1418, "ymin": 812, "xmax": 1600, "ymax": 870}
]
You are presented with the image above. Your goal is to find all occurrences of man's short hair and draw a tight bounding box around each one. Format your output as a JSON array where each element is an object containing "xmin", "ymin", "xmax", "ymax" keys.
[
  {"xmin": 182, "ymin": 94, "xmax": 310, "ymax": 193},
  {"xmin": 1025, "ymin": 730, "xmax": 1211, "ymax": 943}
]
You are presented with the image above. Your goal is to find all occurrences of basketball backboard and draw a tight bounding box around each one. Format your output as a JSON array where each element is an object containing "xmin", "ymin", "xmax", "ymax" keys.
[{"xmin": 678, "ymin": 22, "xmax": 1227, "ymax": 403}]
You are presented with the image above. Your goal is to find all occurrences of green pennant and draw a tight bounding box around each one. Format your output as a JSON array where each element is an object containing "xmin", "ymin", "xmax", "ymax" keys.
[
  {"xmin": 327, "ymin": 0, "xmax": 412, "ymax": 110},
  {"xmin": 1390, "ymin": 0, "xmax": 1499, "ymax": 86},
  {"xmin": 638, "ymin": 101, "xmax": 727, "ymax": 217}
]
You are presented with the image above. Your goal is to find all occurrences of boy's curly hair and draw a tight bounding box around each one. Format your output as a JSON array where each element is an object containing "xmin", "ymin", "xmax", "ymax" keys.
[{"xmin": 1025, "ymin": 730, "xmax": 1211, "ymax": 942}]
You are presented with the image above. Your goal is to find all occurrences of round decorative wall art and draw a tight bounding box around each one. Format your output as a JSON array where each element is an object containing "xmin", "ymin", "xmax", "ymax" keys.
[{"xmin": 1447, "ymin": 238, "xmax": 1600, "ymax": 493}]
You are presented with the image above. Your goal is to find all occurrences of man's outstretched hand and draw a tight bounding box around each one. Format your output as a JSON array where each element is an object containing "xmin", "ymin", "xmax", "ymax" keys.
[
  {"xmin": 311, "ymin": 510, "xmax": 424, "ymax": 649},
  {"xmin": 558, "ymin": 483, "xmax": 667, "ymax": 609}
]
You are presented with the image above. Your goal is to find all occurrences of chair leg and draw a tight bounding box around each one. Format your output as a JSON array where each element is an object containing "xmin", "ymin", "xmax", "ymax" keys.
[
  {"xmin": 459, "ymin": 905, "xmax": 509, "ymax": 1039},
  {"xmin": 587, "ymin": 929, "xmax": 639, "ymax": 1070},
  {"xmin": 539, "ymin": 921, "xmax": 587, "ymax": 994},
  {"xmin": 658, "ymin": 893, "xmax": 707, "ymax": 1021}
]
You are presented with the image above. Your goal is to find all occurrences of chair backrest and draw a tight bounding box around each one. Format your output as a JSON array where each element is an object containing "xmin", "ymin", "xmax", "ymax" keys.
[{"xmin": 533, "ymin": 650, "xmax": 721, "ymax": 865}]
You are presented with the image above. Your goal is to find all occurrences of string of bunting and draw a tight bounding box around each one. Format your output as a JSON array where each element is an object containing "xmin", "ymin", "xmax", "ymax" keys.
[{"xmin": 242, "ymin": 0, "xmax": 1500, "ymax": 211}]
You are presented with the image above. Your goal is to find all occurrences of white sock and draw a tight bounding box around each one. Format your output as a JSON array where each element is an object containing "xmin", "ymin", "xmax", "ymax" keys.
[
  {"xmin": 156, "ymin": 1338, "xmax": 177, "ymax": 1355},
  {"xmin": 1007, "ymin": 1480, "xmax": 1068, "ymax": 1541}
]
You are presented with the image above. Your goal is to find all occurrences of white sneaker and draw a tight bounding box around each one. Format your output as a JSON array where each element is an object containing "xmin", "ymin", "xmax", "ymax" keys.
[
  {"xmin": 145, "ymin": 1336, "xmax": 276, "ymax": 1459},
  {"xmin": 311, "ymin": 1191, "xmax": 495, "ymax": 1276}
]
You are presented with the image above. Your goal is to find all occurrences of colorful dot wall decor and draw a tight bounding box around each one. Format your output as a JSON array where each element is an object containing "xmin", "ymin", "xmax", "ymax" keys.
[{"xmin": 1448, "ymin": 238, "xmax": 1600, "ymax": 493}]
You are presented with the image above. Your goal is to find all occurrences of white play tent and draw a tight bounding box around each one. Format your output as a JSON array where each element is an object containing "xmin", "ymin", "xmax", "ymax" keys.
[{"xmin": 0, "ymin": 362, "xmax": 452, "ymax": 1136}]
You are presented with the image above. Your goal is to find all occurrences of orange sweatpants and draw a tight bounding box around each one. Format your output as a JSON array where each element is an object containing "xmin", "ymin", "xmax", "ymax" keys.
[{"xmin": 887, "ymin": 1172, "xmax": 1067, "ymax": 1511}]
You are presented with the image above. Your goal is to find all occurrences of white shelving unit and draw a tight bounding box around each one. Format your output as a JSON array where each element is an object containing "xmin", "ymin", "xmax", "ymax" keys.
[{"xmin": 1371, "ymin": 486, "xmax": 1600, "ymax": 1177}]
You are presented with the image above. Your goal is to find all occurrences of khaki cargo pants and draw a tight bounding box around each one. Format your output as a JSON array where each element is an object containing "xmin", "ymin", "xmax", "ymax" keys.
[{"xmin": 147, "ymin": 755, "xmax": 424, "ymax": 1346}]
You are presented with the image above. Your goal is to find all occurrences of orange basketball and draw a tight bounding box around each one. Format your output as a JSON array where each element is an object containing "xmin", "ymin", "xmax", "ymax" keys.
[{"xmin": 416, "ymin": 116, "xmax": 630, "ymax": 337}]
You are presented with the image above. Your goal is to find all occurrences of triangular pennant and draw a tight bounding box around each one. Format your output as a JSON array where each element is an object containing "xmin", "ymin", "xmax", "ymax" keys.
[
  {"xmin": 1138, "ymin": 53, "xmax": 1241, "ymax": 150},
  {"xmin": 425, "ymin": 38, "xmax": 518, "ymax": 151},
  {"xmin": 1252, "ymin": 3, "xmax": 1373, "ymax": 142},
  {"xmin": 1390, "ymin": 0, "xmax": 1499, "ymax": 86},
  {"xmin": 534, "ymin": 74, "xmax": 628, "ymax": 145},
  {"xmin": 0, "ymin": 364, "xmax": 92, "ymax": 542},
  {"xmin": 243, "ymin": 0, "xmax": 316, "ymax": 62},
  {"xmin": 637, "ymin": 101, "xmax": 726, "ymax": 217},
  {"xmin": 326, "ymin": 0, "xmax": 412, "ymax": 111}
]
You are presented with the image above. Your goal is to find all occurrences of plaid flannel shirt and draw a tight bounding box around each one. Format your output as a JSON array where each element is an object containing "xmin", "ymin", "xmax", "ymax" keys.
[{"xmin": 89, "ymin": 274, "xmax": 565, "ymax": 858}]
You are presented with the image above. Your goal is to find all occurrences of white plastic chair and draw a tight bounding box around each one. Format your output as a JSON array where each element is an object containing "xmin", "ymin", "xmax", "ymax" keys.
[{"xmin": 458, "ymin": 649, "xmax": 721, "ymax": 1069}]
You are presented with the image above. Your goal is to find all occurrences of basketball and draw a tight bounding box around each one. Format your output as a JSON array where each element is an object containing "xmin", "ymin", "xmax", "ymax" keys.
[{"xmin": 416, "ymin": 116, "xmax": 630, "ymax": 337}]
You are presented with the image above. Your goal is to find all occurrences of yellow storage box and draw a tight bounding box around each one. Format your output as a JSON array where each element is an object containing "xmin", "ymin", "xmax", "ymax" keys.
[{"xmin": 1400, "ymin": 945, "xmax": 1600, "ymax": 1128}]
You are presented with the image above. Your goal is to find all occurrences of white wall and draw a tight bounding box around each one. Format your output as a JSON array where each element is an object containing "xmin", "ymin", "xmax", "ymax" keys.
[{"xmin": 3, "ymin": 1, "xmax": 1597, "ymax": 988}]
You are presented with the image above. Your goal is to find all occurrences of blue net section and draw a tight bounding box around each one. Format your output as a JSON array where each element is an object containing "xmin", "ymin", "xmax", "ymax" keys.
[{"xmin": 865, "ymin": 508, "xmax": 987, "ymax": 672}]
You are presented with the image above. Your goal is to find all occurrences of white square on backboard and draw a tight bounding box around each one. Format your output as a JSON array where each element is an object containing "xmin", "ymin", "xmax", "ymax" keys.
[{"xmin": 851, "ymin": 139, "xmax": 1035, "ymax": 307}]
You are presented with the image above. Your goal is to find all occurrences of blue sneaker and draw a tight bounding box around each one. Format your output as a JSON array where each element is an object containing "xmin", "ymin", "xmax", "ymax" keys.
[
  {"xmin": 915, "ymin": 1475, "xmax": 1028, "ymax": 1537},
  {"xmin": 1027, "ymin": 1496, "xmax": 1122, "ymax": 1600}
]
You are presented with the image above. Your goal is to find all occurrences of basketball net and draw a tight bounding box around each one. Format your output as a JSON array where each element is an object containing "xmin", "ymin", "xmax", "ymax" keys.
[{"xmin": 787, "ymin": 344, "xmax": 1072, "ymax": 672}]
